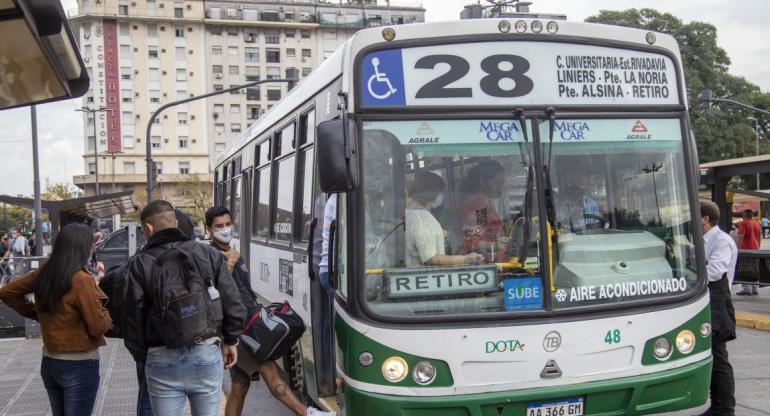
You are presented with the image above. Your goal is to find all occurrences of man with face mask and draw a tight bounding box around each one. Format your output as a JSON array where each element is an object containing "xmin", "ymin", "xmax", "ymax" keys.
[
  {"xmin": 205, "ymin": 206, "xmax": 335, "ymax": 416},
  {"xmin": 557, "ymin": 165, "xmax": 601, "ymax": 232}
]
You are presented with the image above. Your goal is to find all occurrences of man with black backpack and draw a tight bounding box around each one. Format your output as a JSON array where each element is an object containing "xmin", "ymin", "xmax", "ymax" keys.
[
  {"xmin": 205, "ymin": 206, "xmax": 335, "ymax": 416},
  {"xmin": 123, "ymin": 200, "xmax": 245, "ymax": 416}
]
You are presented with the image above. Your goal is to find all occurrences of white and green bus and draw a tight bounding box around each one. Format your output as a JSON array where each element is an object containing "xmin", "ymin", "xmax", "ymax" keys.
[{"xmin": 215, "ymin": 17, "xmax": 710, "ymax": 416}]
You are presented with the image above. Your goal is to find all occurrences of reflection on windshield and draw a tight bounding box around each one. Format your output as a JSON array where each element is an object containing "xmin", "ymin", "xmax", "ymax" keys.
[{"xmin": 361, "ymin": 118, "xmax": 697, "ymax": 318}]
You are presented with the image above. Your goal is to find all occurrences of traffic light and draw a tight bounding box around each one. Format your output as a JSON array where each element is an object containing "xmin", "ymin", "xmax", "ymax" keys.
[
  {"xmin": 698, "ymin": 89, "xmax": 712, "ymax": 116},
  {"xmin": 150, "ymin": 161, "xmax": 158, "ymax": 189}
]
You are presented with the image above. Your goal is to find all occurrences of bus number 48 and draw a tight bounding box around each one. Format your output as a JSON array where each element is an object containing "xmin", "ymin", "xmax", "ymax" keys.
[
  {"xmin": 414, "ymin": 54, "xmax": 534, "ymax": 99},
  {"xmin": 605, "ymin": 329, "xmax": 621, "ymax": 345}
]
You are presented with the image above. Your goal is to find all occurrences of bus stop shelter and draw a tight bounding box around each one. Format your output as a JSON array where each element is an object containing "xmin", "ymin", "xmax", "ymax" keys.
[
  {"xmin": 0, "ymin": 190, "xmax": 137, "ymax": 237},
  {"xmin": 700, "ymin": 155, "xmax": 770, "ymax": 232}
]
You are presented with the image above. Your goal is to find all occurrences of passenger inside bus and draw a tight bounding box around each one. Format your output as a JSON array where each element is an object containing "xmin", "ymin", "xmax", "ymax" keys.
[
  {"xmin": 406, "ymin": 172, "xmax": 483, "ymax": 267},
  {"xmin": 554, "ymin": 161, "xmax": 604, "ymax": 232},
  {"xmin": 458, "ymin": 160, "xmax": 511, "ymax": 263}
]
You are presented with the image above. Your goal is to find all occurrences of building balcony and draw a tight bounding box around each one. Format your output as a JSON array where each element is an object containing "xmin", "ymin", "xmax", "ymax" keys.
[{"xmin": 67, "ymin": 6, "xmax": 204, "ymax": 22}]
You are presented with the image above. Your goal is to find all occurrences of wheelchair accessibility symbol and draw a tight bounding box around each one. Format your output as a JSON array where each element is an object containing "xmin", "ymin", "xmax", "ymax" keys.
[
  {"xmin": 368, "ymin": 57, "xmax": 397, "ymax": 99},
  {"xmin": 362, "ymin": 50, "xmax": 405, "ymax": 106}
]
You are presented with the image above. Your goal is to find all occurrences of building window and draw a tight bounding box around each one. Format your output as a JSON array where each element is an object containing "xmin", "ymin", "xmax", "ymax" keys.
[
  {"xmin": 120, "ymin": 44, "xmax": 131, "ymax": 56},
  {"xmin": 88, "ymin": 163, "xmax": 96, "ymax": 175},
  {"xmin": 175, "ymin": 25, "xmax": 185, "ymax": 38},
  {"xmin": 179, "ymin": 162, "xmax": 190, "ymax": 174},
  {"xmin": 174, "ymin": 2, "xmax": 183, "ymax": 18},
  {"xmin": 301, "ymin": 30, "xmax": 311, "ymax": 38},
  {"xmin": 148, "ymin": 46, "xmax": 158, "ymax": 59},
  {"xmin": 215, "ymin": 142, "xmax": 226, "ymax": 152},
  {"xmin": 213, "ymin": 84, "xmax": 223, "ymax": 91},
  {"xmin": 263, "ymin": 11, "xmax": 280, "ymax": 21},
  {"xmin": 210, "ymin": 26, "xmax": 222, "ymax": 35},
  {"xmin": 122, "ymin": 111, "xmax": 133, "ymax": 125},
  {"xmin": 246, "ymin": 88, "xmax": 260, "ymax": 101},
  {"xmin": 231, "ymin": 123, "xmax": 241, "ymax": 133},
  {"xmin": 226, "ymin": 8, "xmax": 237, "ymax": 18},
  {"xmin": 228, "ymin": 46, "xmax": 238, "ymax": 56},
  {"xmin": 120, "ymin": 22, "xmax": 130, "ymax": 35},
  {"xmin": 229, "ymin": 84, "xmax": 239, "ymax": 94},
  {"xmin": 286, "ymin": 48, "xmax": 295, "ymax": 58},
  {"xmin": 147, "ymin": 24, "xmax": 158, "ymax": 37},
  {"xmin": 87, "ymin": 115, "xmax": 94, "ymax": 126},
  {"xmin": 154, "ymin": 162, "xmax": 163, "ymax": 174},
  {"xmin": 178, "ymin": 112, "xmax": 188, "ymax": 125},
  {"xmin": 149, "ymin": 68, "xmax": 160, "ymax": 81},
  {"xmin": 243, "ymin": 9, "xmax": 258, "ymax": 21},
  {"xmin": 150, "ymin": 90, "xmax": 160, "ymax": 103},
  {"xmin": 176, "ymin": 90, "xmax": 187, "ymax": 100},
  {"xmin": 124, "ymin": 162, "xmax": 135, "ymax": 174},
  {"xmin": 179, "ymin": 137, "xmax": 189, "ymax": 149},
  {"xmin": 267, "ymin": 88, "xmax": 281, "ymax": 101},
  {"xmin": 121, "ymin": 66, "xmax": 131, "ymax": 80},
  {"xmin": 229, "ymin": 65, "xmax": 239, "ymax": 75},
  {"xmin": 266, "ymin": 67, "xmax": 280, "ymax": 80},
  {"xmin": 176, "ymin": 69, "xmax": 187, "ymax": 81},
  {"xmin": 245, "ymin": 31, "xmax": 257, "ymax": 43},
  {"xmin": 245, "ymin": 47, "xmax": 259, "ymax": 63},
  {"xmin": 302, "ymin": 49, "xmax": 311, "ymax": 58},
  {"xmin": 215, "ymin": 123, "xmax": 225, "ymax": 133},
  {"xmin": 214, "ymin": 104, "xmax": 224, "ymax": 113},
  {"xmin": 265, "ymin": 29, "xmax": 279, "ymax": 44},
  {"xmin": 118, "ymin": 1, "xmax": 128, "ymax": 16},
  {"xmin": 87, "ymin": 136, "xmax": 95, "ymax": 152},
  {"xmin": 230, "ymin": 104, "xmax": 240, "ymax": 114},
  {"xmin": 175, "ymin": 47, "xmax": 185, "ymax": 60},
  {"xmin": 122, "ymin": 89, "xmax": 132, "ymax": 102},
  {"xmin": 213, "ymin": 65, "xmax": 223, "ymax": 74},
  {"xmin": 324, "ymin": 30, "xmax": 336, "ymax": 40},
  {"xmin": 212, "ymin": 46, "xmax": 222, "ymax": 55},
  {"xmin": 124, "ymin": 136, "xmax": 135, "ymax": 149},
  {"xmin": 209, "ymin": 7, "xmax": 221, "ymax": 19},
  {"xmin": 247, "ymin": 105, "xmax": 260, "ymax": 120},
  {"xmin": 245, "ymin": 66, "xmax": 259, "ymax": 81},
  {"xmin": 285, "ymin": 29, "xmax": 295, "ymax": 38},
  {"xmin": 227, "ymin": 27, "xmax": 239, "ymax": 36},
  {"xmin": 266, "ymin": 48, "xmax": 280, "ymax": 63},
  {"xmin": 151, "ymin": 136, "xmax": 161, "ymax": 149}
]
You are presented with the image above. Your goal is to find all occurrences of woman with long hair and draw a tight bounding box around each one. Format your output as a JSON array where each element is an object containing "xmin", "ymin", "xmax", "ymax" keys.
[
  {"xmin": 0, "ymin": 223, "xmax": 111, "ymax": 416},
  {"xmin": 458, "ymin": 159, "xmax": 510, "ymax": 263}
]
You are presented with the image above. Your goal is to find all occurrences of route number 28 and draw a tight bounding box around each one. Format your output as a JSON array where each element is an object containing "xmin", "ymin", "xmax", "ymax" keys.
[{"xmin": 414, "ymin": 54, "xmax": 534, "ymax": 99}]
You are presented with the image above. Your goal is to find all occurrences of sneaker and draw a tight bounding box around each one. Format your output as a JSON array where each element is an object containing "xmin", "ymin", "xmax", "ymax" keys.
[
  {"xmin": 735, "ymin": 290, "xmax": 753, "ymax": 296},
  {"xmin": 307, "ymin": 407, "xmax": 336, "ymax": 416}
]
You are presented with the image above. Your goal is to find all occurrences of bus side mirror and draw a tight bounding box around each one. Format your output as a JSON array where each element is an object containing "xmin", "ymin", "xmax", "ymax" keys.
[{"xmin": 317, "ymin": 118, "xmax": 359, "ymax": 193}]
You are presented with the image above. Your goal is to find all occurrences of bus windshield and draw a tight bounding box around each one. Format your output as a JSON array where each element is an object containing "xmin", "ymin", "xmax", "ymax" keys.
[{"xmin": 361, "ymin": 117, "xmax": 697, "ymax": 318}]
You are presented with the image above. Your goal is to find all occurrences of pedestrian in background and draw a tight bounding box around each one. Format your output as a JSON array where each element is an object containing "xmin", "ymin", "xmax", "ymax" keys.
[
  {"xmin": 762, "ymin": 215, "xmax": 770, "ymax": 239},
  {"xmin": 699, "ymin": 200, "xmax": 738, "ymax": 416},
  {"xmin": 0, "ymin": 223, "xmax": 112, "ymax": 416},
  {"xmin": 735, "ymin": 209, "xmax": 760, "ymax": 296}
]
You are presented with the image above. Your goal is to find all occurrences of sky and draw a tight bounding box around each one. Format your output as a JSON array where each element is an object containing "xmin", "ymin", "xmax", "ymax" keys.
[{"xmin": 0, "ymin": 0, "xmax": 767, "ymax": 197}]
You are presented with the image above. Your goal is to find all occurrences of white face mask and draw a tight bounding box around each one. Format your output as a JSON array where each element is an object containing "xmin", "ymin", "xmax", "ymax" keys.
[
  {"xmin": 432, "ymin": 193, "xmax": 444, "ymax": 207},
  {"xmin": 213, "ymin": 227, "xmax": 234, "ymax": 244}
]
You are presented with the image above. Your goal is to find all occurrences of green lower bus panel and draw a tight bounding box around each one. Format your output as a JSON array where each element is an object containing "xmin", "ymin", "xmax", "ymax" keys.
[{"xmin": 340, "ymin": 357, "xmax": 711, "ymax": 416}]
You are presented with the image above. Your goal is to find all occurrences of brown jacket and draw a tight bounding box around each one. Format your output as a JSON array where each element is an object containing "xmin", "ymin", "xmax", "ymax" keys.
[{"xmin": 0, "ymin": 268, "xmax": 111, "ymax": 352}]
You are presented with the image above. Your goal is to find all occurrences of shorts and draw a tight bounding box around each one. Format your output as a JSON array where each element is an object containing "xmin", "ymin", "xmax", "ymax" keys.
[{"xmin": 230, "ymin": 341, "xmax": 262, "ymax": 384}]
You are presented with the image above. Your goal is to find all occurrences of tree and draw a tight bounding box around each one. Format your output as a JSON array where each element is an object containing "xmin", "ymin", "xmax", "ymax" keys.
[
  {"xmin": 43, "ymin": 183, "xmax": 83, "ymax": 201},
  {"xmin": 173, "ymin": 174, "xmax": 213, "ymax": 227},
  {"xmin": 585, "ymin": 8, "xmax": 770, "ymax": 170}
]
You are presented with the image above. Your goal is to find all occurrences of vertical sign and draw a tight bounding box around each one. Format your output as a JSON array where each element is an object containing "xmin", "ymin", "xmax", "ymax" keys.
[{"xmin": 102, "ymin": 19, "xmax": 122, "ymax": 152}]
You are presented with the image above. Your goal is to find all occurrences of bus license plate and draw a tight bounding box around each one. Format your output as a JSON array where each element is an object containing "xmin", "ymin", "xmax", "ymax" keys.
[{"xmin": 526, "ymin": 397, "xmax": 584, "ymax": 416}]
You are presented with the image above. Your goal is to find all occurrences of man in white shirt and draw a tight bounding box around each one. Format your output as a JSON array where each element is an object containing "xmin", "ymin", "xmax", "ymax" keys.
[{"xmin": 699, "ymin": 200, "xmax": 737, "ymax": 416}]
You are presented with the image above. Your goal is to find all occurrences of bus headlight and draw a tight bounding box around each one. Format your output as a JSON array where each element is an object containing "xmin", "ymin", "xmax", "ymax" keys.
[
  {"xmin": 676, "ymin": 330, "xmax": 696, "ymax": 354},
  {"xmin": 412, "ymin": 361, "xmax": 436, "ymax": 385},
  {"xmin": 700, "ymin": 323, "xmax": 712, "ymax": 337},
  {"xmin": 358, "ymin": 351, "xmax": 374, "ymax": 367},
  {"xmin": 382, "ymin": 356, "xmax": 408, "ymax": 382},
  {"xmin": 653, "ymin": 337, "xmax": 673, "ymax": 360}
]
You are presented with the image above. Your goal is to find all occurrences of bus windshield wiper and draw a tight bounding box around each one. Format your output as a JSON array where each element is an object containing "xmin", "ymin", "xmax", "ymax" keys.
[
  {"xmin": 513, "ymin": 108, "xmax": 533, "ymax": 268},
  {"xmin": 543, "ymin": 107, "xmax": 560, "ymax": 264}
]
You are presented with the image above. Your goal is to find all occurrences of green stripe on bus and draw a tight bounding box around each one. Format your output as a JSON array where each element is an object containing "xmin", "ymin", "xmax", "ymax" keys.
[{"xmin": 641, "ymin": 304, "xmax": 712, "ymax": 365}]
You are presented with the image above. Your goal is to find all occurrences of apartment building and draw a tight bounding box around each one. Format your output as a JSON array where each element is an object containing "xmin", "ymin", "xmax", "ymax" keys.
[
  {"xmin": 203, "ymin": 0, "xmax": 424, "ymax": 167},
  {"xmin": 68, "ymin": 0, "xmax": 424, "ymax": 213}
]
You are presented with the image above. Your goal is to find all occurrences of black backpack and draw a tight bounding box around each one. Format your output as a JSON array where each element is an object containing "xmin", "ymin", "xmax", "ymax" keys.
[
  {"xmin": 150, "ymin": 241, "xmax": 223, "ymax": 348},
  {"xmin": 98, "ymin": 261, "xmax": 129, "ymax": 338}
]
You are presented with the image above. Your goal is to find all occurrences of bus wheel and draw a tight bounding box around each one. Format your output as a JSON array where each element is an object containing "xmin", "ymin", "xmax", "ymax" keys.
[{"xmin": 287, "ymin": 342, "xmax": 312, "ymax": 405}]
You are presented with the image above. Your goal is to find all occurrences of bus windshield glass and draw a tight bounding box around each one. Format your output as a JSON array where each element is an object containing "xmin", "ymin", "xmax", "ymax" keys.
[{"xmin": 361, "ymin": 117, "xmax": 697, "ymax": 318}]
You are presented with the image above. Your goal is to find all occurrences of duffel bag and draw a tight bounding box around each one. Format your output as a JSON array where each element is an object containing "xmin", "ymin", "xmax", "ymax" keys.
[{"xmin": 241, "ymin": 301, "xmax": 306, "ymax": 362}]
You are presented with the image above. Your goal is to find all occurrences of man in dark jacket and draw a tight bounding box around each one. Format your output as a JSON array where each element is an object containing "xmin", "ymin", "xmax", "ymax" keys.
[{"xmin": 124, "ymin": 200, "xmax": 245, "ymax": 416}]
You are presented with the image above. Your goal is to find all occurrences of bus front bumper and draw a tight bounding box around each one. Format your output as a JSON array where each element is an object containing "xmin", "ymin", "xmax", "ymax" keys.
[{"xmin": 339, "ymin": 357, "xmax": 711, "ymax": 416}]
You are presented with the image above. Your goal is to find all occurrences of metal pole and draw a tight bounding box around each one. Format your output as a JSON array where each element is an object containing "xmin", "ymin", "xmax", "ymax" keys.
[
  {"xmin": 145, "ymin": 77, "xmax": 298, "ymax": 203},
  {"xmin": 93, "ymin": 111, "xmax": 99, "ymax": 195},
  {"xmin": 31, "ymin": 106, "xmax": 43, "ymax": 256},
  {"xmin": 756, "ymin": 120, "xmax": 760, "ymax": 191},
  {"xmin": 112, "ymin": 154, "xmax": 116, "ymax": 193}
]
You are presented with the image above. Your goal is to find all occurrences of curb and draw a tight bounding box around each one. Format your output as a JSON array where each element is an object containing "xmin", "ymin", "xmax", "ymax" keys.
[{"xmin": 735, "ymin": 311, "xmax": 770, "ymax": 332}]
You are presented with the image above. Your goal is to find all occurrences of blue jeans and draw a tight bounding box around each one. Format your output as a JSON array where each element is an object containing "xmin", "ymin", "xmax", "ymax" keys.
[
  {"xmin": 135, "ymin": 361, "xmax": 154, "ymax": 416},
  {"xmin": 145, "ymin": 344, "xmax": 223, "ymax": 416},
  {"xmin": 40, "ymin": 357, "xmax": 100, "ymax": 416}
]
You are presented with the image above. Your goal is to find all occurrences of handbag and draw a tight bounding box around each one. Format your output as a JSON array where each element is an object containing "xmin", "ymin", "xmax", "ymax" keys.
[{"xmin": 241, "ymin": 301, "xmax": 306, "ymax": 361}]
